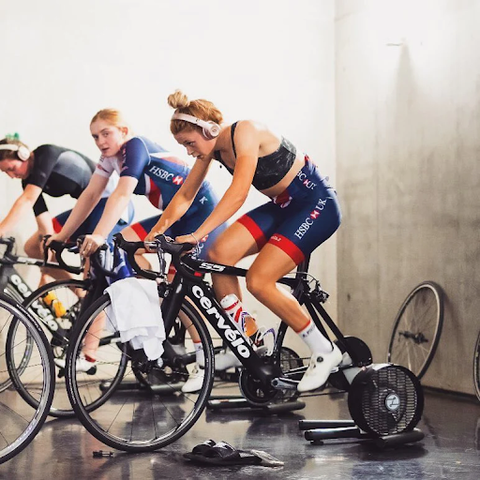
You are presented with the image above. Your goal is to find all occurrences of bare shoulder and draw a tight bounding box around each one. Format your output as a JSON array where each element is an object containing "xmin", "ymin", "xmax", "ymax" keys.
[
  {"xmin": 235, "ymin": 121, "xmax": 282, "ymax": 157},
  {"xmin": 235, "ymin": 120, "xmax": 279, "ymax": 142},
  {"xmin": 234, "ymin": 119, "xmax": 261, "ymax": 134}
]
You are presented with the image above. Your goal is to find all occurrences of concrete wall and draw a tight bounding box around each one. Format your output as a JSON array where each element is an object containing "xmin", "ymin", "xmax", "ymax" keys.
[{"xmin": 335, "ymin": 0, "xmax": 480, "ymax": 394}]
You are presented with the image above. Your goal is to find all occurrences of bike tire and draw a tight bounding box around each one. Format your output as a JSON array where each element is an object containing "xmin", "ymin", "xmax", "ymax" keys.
[
  {"xmin": 474, "ymin": 330, "xmax": 480, "ymax": 402},
  {"xmin": 387, "ymin": 281, "xmax": 444, "ymax": 380},
  {"xmin": 0, "ymin": 284, "xmax": 27, "ymax": 392},
  {"xmin": 0, "ymin": 293, "xmax": 54, "ymax": 464},
  {"xmin": 8, "ymin": 279, "xmax": 89, "ymax": 418},
  {"xmin": 66, "ymin": 294, "xmax": 214, "ymax": 452}
]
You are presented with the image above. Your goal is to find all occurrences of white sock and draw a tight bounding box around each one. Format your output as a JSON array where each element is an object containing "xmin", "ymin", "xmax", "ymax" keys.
[
  {"xmin": 194, "ymin": 341, "xmax": 204, "ymax": 366},
  {"xmin": 297, "ymin": 320, "xmax": 333, "ymax": 355}
]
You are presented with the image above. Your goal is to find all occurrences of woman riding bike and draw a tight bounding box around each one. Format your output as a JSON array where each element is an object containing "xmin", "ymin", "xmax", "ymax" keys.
[
  {"xmin": 47, "ymin": 109, "xmax": 226, "ymax": 384},
  {"xmin": 0, "ymin": 135, "xmax": 133, "ymax": 287},
  {"xmin": 146, "ymin": 90, "xmax": 343, "ymax": 393}
]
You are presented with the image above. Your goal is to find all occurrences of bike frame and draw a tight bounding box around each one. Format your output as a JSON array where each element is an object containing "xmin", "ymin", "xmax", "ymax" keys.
[
  {"xmin": 0, "ymin": 237, "xmax": 101, "ymax": 336},
  {"xmin": 0, "ymin": 238, "xmax": 46, "ymax": 302},
  {"xmin": 160, "ymin": 253, "xmax": 352, "ymax": 389}
]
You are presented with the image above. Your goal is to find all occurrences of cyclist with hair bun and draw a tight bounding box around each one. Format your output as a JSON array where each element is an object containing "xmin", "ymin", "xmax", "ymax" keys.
[{"xmin": 146, "ymin": 90, "xmax": 343, "ymax": 393}]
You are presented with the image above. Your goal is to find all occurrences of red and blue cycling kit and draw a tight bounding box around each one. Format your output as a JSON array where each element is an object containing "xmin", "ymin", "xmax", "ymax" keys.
[
  {"xmin": 214, "ymin": 123, "xmax": 341, "ymax": 265},
  {"xmin": 237, "ymin": 156, "xmax": 341, "ymax": 264},
  {"xmin": 94, "ymin": 136, "xmax": 224, "ymax": 260}
]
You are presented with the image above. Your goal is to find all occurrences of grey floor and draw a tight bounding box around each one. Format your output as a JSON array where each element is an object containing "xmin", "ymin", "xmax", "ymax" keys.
[{"xmin": 0, "ymin": 386, "xmax": 479, "ymax": 480}]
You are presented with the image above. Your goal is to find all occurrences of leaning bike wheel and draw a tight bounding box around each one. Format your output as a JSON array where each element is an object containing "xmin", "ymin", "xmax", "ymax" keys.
[
  {"xmin": 0, "ymin": 293, "xmax": 54, "ymax": 464},
  {"xmin": 387, "ymin": 281, "xmax": 444, "ymax": 379},
  {"xmin": 66, "ymin": 294, "xmax": 215, "ymax": 452},
  {"xmin": 8, "ymin": 279, "xmax": 89, "ymax": 417},
  {"xmin": 474, "ymin": 330, "xmax": 480, "ymax": 402}
]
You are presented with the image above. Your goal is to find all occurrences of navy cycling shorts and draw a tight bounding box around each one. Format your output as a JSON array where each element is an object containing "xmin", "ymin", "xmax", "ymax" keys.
[
  {"xmin": 129, "ymin": 204, "xmax": 227, "ymax": 261},
  {"xmin": 53, "ymin": 197, "xmax": 135, "ymax": 243},
  {"xmin": 237, "ymin": 156, "xmax": 341, "ymax": 265}
]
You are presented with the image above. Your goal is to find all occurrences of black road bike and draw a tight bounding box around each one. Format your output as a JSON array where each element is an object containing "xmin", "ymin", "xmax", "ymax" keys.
[
  {"xmin": 1, "ymin": 236, "xmax": 126, "ymax": 417},
  {"xmin": 65, "ymin": 234, "xmax": 425, "ymax": 453}
]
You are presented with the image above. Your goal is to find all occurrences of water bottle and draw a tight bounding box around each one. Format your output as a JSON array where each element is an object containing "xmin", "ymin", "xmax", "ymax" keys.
[
  {"xmin": 220, "ymin": 294, "xmax": 259, "ymax": 339},
  {"xmin": 43, "ymin": 291, "xmax": 67, "ymax": 317}
]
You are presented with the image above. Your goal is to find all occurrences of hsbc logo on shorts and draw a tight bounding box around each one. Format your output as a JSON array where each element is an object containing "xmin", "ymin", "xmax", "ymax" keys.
[
  {"xmin": 149, "ymin": 166, "xmax": 184, "ymax": 185},
  {"xmin": 296, "ymin": 171, "xmax": 317, "ymax": 190},
  {"xmin": 294, "ymin": 198, "xmax": 328, "ymax": 239}
]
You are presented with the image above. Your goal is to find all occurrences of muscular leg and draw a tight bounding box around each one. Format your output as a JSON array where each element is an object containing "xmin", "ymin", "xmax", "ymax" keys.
[
  {"xmin": 245, "ymin": 244, "xmax": 311, "ymax": 332},
  {"xmin": 206, "ymin": 222, "xmax": 259, "ymax": 301},
  {"xmin": 246, "ymin": 243, "xmax": 341, "ymax": 393}
]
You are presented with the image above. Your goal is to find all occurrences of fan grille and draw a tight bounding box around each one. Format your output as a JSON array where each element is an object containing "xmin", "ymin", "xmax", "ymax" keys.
[{"xmin": 349, "ymin": 365, "xmax": 423, "ymax": 436}]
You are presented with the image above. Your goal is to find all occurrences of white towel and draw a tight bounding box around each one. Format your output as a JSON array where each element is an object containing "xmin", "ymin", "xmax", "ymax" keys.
[{"xmin": 105, "ymin": 277, "xmax": 166, "ymax": 360}]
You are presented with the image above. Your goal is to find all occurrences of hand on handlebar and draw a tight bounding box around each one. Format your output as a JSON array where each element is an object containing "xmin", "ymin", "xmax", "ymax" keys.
[
  {"xmin": 144, "ymin": 229, "xmax": 163, "ymax": 246},
  {"xmin": 44, "ymin": 233, "xmax": 65, "ymax": 249},
  {"xmin": 174, "ymin": 232, "xmax": 200, "ymax": 252},
  {"xmin": 79, "ymin": 234, "xmax": 106, "ymax": 257},
  {"xmin": 145, "ymin": 229, "xmax": 170, "ymax": 252}
]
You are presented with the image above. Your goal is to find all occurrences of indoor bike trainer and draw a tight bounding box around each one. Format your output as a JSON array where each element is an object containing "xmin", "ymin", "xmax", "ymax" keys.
[{"xmin": 208, "ymin": 262, "xmax": 425, "ymax": 446}]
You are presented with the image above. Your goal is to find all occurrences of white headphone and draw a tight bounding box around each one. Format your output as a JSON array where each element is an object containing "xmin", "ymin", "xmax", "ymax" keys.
[
  {"xmin": 171, "ymin": 112, "xmax": 220, "ymax": 140},
  {"xmin": 0, "ymin": 144, "xmax": 30, "ymax": 161}
]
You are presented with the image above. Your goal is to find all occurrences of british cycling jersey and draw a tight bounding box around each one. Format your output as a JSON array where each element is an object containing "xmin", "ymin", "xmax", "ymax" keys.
[
  {"xmin": 94, "ymin": 136, "xmax": 214, "ymax": 211},
  {"xmin": 94, "ymin": 136, "xmax": 224, "ymax": 260}
]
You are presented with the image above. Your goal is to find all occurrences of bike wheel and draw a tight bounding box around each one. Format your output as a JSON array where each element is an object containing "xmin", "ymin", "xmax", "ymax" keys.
[
  {"xmin": 0, "ymin": 285, "xmax": 27, "ymax": 393},
  {"xmin": 474, "ymin": 330, "xmax": 480, "ymax": 402},
  {"xmin": 66, "ymin": 294, "xmax": 214, "ymax": 452},
  {"xmin": 387, "ymin": 281, "xmax": 444, "ymax": 380},
  {"xmin": 0, "ymin": 293, "xmax": 54, "ymax": 464},
  {"xmin": 8, "ymin": 280, "xmax": 89, "ymax": 417}
]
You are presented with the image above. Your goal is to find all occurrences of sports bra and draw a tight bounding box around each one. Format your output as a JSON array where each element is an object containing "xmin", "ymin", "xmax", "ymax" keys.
[{"xmin": 213, "ymin": 122, "xmax": 297, "ymax": 190}]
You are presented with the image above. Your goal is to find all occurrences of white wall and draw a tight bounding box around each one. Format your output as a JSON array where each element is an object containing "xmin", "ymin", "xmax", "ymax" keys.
[{"xmin": 0, "ymin": 1, "xmax": 335, "ymax": 354}]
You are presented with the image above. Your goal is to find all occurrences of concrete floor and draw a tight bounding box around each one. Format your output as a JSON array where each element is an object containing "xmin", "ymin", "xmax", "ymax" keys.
[{"xmin": 0, "ymin": 386, "xmax": 479, "ymax": 480}]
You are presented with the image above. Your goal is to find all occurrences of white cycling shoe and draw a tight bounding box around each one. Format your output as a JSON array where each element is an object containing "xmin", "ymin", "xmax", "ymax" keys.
[
  {"xmin": 181, "ymin": 364, "xmax": 205, "ymax": 393},
  {"xmin": 214, "ymin": 350, "xmax": 242, "ymax": 371},
  {"xmin": 297, "ymin": 343, "xmax": 343, "ymax": 393},
  {"xmin": 54, "ymin": 355, "xmax": 97, "ymax": 373},
  {"xmin": 182, "ymin": 349, "xmax": 241, "ymax": 393}
]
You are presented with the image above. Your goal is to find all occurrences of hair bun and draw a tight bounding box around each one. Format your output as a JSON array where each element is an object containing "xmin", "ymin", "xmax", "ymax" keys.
[{"xmin": 168, "ymin": 90, "xmax": 190, "ymax": 109}]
